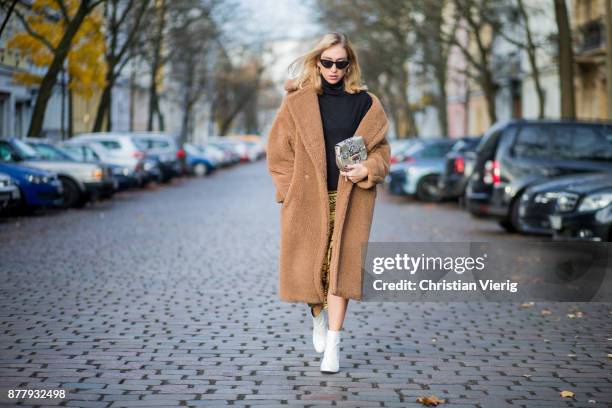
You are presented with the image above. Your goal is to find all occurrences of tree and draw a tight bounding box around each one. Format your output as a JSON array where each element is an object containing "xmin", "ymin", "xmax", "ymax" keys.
[
  {"xmin": 4, "ymin": 0, "xmax": 105, "ymax": 137},
  {"xmin": 441, "ymin": 0, "xmax": 501, "ymax": 125},
  {"xmin": 481, "ymin": 0, "xmax": 549, "ymax": 119},
  {"xmin": 412, "ymin": 0, "xmax": 455, "ymax": 135},
  {"xmin": 553, "ymin": 0, "xmax": 575, "ymax": 119},
  {"xmin": 167, "ymin": 0, "xmax": 220, "ymax": 143},
  {"xmin": 92, "ymin": 0, "xmax": 150, "ymax": 132}
]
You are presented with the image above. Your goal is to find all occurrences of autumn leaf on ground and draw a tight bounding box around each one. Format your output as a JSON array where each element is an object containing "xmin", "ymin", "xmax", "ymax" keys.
[
  {"xmin": 540, "ymin": 308, "xmax": 552, "ymax": 316},
  {"xmin": 416, "ymin": 395, "xmax": 446, "ymax": 406},
  {"xmin": 520, "ymin": 301, "xmax": 535, "ymax": 308},
  {"xmin": 560, "ymin": 390, "xmax": 575, "ymax": 398}
]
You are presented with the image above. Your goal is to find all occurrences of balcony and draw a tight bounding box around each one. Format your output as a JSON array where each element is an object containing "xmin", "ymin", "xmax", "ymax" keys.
[{"xmin": 575, "ymin": 18, "xmax": 607, "ymax": 65}]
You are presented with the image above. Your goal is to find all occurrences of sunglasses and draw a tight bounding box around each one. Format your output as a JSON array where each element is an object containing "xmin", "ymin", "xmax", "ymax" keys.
[{"xmin": 319, "ymin": 58, "xmax": 350, "ymax": 70}]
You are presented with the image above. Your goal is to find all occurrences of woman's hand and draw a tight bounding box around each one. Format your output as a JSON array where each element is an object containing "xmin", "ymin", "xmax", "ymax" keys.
[{"xmin": 340, "ymin": 163, "xmax": 369, "ymax": 183}]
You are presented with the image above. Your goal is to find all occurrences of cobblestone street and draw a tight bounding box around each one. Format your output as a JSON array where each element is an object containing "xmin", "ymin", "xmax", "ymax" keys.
[{"xmin": 1, "ymin": 160, "xmax": 611, "ymax": 408}]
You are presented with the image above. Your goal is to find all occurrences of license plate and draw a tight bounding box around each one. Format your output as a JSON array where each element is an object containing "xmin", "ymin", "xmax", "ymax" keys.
[{"xmin": 549, "ymin": 215, "xmax": 562, "ymax": 230}]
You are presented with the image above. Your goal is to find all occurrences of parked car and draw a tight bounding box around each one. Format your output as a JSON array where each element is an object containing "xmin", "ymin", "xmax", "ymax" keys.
[
  {"xmin": 517, "ymin": 172, "xmax": 612, "ymax": 241},
  {"xmin": 208, "ymin": 140, "xmax": 241, "ymax": 165},
  {"xmin": 384, "ymin": 138, "xmax": 457, "ymax": 201},
  {"xmin": 0, "ymin": 153, "xmax": 63, "ymax": 212},
  {"xmin": 0, "ymin": 137, "xmax": 111, "ymax": 208},
  {"xmin": 24, "ymin": 138, "xmax": 118, "ymax": 201},
  {"xmin": 465, "ymin": 119, "xmax": 612, "ymax": 232},
  {"xmin": 226, "ymin": 136, "xmax": 266, "ymax": 161},
  {"xmin": 131, "ymin": 133, "xmax": 182, "ymax": 182},
  {"xmin": 438, "ymin": 136, "xmax": 481, "ymax": 204},
  {"xmin": 0, "ymin": 172, "xmax": 20, "ymax": 211},
  {"xmin": 59, "ymin": 142, "xmax": 140, "ymax": 190},
  {"xmin": 66, "ymin": 133, "xmax": 152, "ymax": 186},
  {"xmin": 183, "ymin": 143, "xmax": 216, "ymax": 176},
  {"xmin": 390, "ymin": 138, "xmax": 422, "ymax": 165}
]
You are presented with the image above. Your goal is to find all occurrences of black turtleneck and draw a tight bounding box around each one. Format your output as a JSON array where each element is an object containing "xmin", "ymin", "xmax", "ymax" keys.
[{"xmin": 317, "ymin": 73, "xmax": 372, "ymax": 191}]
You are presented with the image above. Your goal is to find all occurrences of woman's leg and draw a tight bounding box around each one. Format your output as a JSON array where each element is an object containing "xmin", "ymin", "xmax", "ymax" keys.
[{"xmin": 327, "ymin": 292, "xmax": 348, "ymax": 330}]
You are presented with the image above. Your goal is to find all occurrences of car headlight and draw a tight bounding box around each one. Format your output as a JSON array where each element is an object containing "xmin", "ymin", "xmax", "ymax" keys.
[
  {"xmin": 577, "ymin": 192, "xmax": 612, "ymax": 212},
  {"xmin": 26, "ymin": 174, "xmax": 52, "ymax": 184},
  {"xmin": 533, "ymin": 191, "xmax": 558, "ymax": 204},
  {"xmin": 0, "ymin": 178, "xmax": 13, "ymax": 187},
  {"xmin": 555, "ymin": 192, "xmax": 580, "ymax": 212}
]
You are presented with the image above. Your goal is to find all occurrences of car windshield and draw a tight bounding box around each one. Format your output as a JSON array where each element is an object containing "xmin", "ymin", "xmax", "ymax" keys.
[
  {"xmin": 12, "ymin": 139, "xmax": 40, "ymax": 159},
  {"xmin": 29, "ymin": 143, "xmax": 76, "ymax": 161}
]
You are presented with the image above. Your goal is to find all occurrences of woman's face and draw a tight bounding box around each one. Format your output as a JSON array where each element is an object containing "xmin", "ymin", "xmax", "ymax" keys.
[{"xmin": 317, "ymin": 44, "xmax": 349, "ymax": 84}]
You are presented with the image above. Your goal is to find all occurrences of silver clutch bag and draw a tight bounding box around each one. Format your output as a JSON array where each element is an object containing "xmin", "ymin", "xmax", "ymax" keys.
[{"xmin": 335, "ymin": 135, "xmax": 367, "ymax": 170}]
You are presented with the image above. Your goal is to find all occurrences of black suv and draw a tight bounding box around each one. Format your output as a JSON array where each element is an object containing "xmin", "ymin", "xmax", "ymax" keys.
[{"xmin": 465, "ymin": 119, "xmax": 612, "ymax": 232}]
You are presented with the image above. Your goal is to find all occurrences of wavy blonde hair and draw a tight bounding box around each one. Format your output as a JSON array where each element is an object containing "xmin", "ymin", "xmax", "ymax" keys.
[{"xmin": 287, "ymin": 32, "xmax": 367, "ymax": 95}]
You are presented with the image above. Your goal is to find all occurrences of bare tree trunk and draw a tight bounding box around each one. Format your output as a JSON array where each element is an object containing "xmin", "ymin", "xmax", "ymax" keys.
[
  {"xmin": 148, "ymin": 0, "xmax": 166, "ymax": 131},
  {"xmin": 554, "ymin": 0, "xmax": 576, "ymax": 119},
  {"xmin": 517, "ymin": 0, "xmax": 545, "ymax": 118},
  {"xmin": 606, "ymin": 0, "xmax": 612, "ymax": 119},
  {"xmin": 106, "ymin": 84, "xmax": 113, "ymax": 131},
  {"xmin": 68, "ymin": 85, "xmax": 74, "ymax": 138},
  {"xmin": 27, "ymin": 0, "xmax": 92, "ymax": 137},
  {"xmin": 93, "ymin": 72, "xmax": 112, "ymax": 132},
  {"xmin": 434, "ymin": 66, "xmax": 448, "ymax": 135},
  {"xmin": 129, "ymin": 66, "xmax": 135, "ymax": 131}
]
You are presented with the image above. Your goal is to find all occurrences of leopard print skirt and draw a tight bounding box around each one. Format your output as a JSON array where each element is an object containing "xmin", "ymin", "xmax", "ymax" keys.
[{"xmin": 308, "ymin": 189, "xmax": 337, "ymax": 315}]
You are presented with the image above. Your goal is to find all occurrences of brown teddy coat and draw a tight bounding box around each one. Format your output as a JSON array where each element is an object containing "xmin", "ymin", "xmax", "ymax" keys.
[{"xmin": 266, "ymin": 78, "xmax": 391, "ymax": 303}]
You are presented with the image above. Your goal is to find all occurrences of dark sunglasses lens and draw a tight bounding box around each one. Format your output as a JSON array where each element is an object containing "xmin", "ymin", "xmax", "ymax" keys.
[
  {"xmin": 336, "ymin": 60, "xmax": 349, "ymax": 69},
  {"xmin": 320, "ymin": 59, "xmax": 349, "ymax": 69}
]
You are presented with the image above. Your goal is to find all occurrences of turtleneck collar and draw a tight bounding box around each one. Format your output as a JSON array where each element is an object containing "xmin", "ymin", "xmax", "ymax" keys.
[{"xmin": 320, "ymin": 73, "xmax": 345, "ymax": 96}]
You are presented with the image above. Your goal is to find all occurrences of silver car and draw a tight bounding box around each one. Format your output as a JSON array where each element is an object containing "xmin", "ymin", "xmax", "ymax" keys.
[
  {"xmin": 384, "ymin": 139, "xmax": 457, "ymax": 202},
  {"xmin": 16, "ymin": 138, "xmax": 115, "ymax": 208},
  {"xmin": 66, "ymin": 132, "xmax": 152, "ymax": 185}
]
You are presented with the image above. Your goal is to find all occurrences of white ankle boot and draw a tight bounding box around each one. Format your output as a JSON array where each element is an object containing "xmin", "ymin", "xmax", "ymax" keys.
[
  {"xmin": 312, "ymin": 308, "xmax": 327, "ymax": 353},
  {"xmin": 320, "ymin": 329, "xmax": 341, "ymax": 373}
]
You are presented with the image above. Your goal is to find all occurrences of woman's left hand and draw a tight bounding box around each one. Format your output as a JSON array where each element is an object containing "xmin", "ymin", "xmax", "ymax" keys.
[{"xmin": 340, "ymin": 163, "xmax": 368, "ymax": 183}]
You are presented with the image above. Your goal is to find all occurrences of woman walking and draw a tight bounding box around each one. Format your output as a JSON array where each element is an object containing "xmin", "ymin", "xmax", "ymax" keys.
[{"xmin": 266, "ymin": 32, "xmax": 390, "ymax": 373}]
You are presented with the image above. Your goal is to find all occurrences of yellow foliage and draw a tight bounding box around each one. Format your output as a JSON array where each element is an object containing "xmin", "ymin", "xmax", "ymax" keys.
[{"xmin": 7, "ymin": 0, "xmax": 107, "ymax": 98}]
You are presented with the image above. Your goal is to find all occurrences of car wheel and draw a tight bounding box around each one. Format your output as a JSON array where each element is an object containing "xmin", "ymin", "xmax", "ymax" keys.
[
  {"xmin": 498, "ymin": 195, "xmax": 521, "ymax": 233},
  {"xmin": 193, "ymin": 163, "xmax": 207, "ymax": 177},
  {"xmin": 59, "ymin": 177, "xmax": 86, "ymax": 209},
  {"xmin": 416, "ymin": 174, "xmax": 441, "ymax": 202}
]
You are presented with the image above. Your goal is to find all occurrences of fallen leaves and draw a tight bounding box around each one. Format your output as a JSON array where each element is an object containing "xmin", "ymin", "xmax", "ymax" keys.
[
  {"xmin": 560, "ymin": 390, "xmax": 575, "ymax": 398},
  {"xmin": 416, "ymin": 395, "xmax": 446, "ymax": 406},
  {"xmin": 520, "ymin": 301, "xmax": 535, "ymax": 308},
  {"xmin": 540, "ymin": 308, "xmax": 552, "ymax": 316}
]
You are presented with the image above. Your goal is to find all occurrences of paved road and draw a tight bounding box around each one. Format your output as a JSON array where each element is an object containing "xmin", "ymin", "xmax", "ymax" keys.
[{"xmin": 0, "ymin": 160, "xmax": 610, "ymax": 407}]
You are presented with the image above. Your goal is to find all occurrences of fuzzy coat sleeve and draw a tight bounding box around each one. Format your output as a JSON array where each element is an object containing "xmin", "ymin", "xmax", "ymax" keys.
[
  {"xmin": 355, "ymin": 136, "xmax": 391, "ymax": 190},
  {"xmin": 266, "ymin": 96, "xmax": 295, "ymax": 203}
]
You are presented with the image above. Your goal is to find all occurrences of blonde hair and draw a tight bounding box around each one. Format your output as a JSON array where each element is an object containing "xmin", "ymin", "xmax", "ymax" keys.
[{"xmin": 287, "ymin": 32, "xmax": 367, "ymax": 95}]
